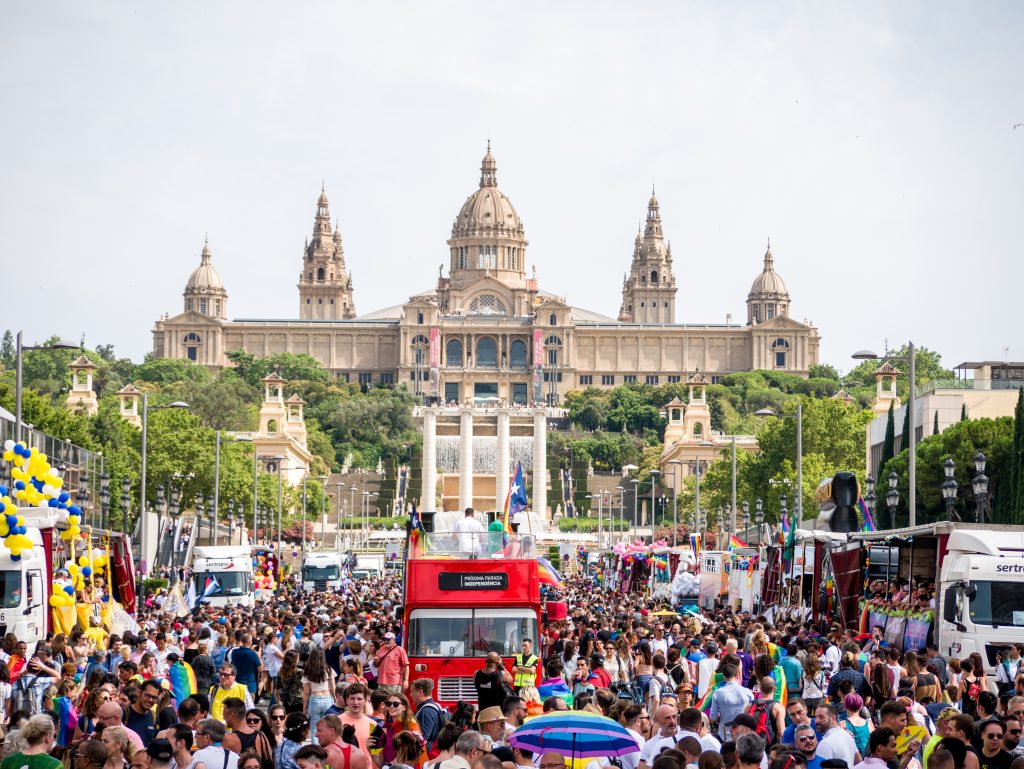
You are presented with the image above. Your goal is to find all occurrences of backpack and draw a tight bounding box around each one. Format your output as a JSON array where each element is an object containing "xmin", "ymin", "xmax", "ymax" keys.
[
  {"xmin": 419, "ymin": 700, "xmax": 450, "ymax": 748},
  {"xmin": 12, "ymin": 674, "xmax": 41, "ymax": 716},
  {"xmin": 746, "ymin": 699, "xmax": 776, "ymax": 744},
  {"xmin": 297, "ymin": 639, "xmax": 314, "ymax": 669},
  {"xmin": 612, "ymin": 679, "xmax": 645, "ymax": 706}
]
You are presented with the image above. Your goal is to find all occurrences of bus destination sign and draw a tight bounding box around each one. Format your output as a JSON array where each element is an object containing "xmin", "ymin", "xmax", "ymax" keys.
[{"xmin": 438, "ymin": 572, "xmax": 509, "ymax": 591}]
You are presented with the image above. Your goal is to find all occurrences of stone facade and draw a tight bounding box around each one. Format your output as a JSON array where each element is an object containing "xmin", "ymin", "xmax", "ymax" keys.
[{"xmin": 152, "ymin": 145, "xmax": 821, "ymax": 400}]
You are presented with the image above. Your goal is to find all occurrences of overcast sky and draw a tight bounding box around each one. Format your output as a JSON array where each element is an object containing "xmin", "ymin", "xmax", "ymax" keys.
[{"xmin": 2, "ymin": 2, "xmax": 1021, "ymax": 374}]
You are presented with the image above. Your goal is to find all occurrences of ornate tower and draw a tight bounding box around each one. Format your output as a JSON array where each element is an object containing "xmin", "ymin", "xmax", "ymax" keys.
[
  {"xmin": 746, "ymin": 240, "xmax": 791, "ymax": 325},
  {"xmin": 618, "ymin": 189, "xmax": 677, "ymax": 323},
  {"xmin": 183, "ymin": 238, "xmax": 228, "ymax": 319},
  {"xmin": 298, "ymin": 186, "xmax": 356, "ymax": 320},
  {"xmin": 66, "ymin": 356, "xmax": 99, "ymax": 416}
]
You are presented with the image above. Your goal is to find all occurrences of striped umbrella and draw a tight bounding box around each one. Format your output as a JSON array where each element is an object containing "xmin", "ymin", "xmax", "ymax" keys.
[{"xmin": 508, "ymin": 710, "xmax": 640, "ymax": 759}]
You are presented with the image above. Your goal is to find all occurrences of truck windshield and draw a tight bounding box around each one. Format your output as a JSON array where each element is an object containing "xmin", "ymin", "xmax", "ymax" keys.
[
  {"xmin": 193, "ymin": 571, "xmax": 251, "ymax": 597},
  {"xmin": 303, "ymin": 566, "xmax": 340, "ymax": 581},
  {"xmin": 969, "ymin": 581, "xmax": 1024, "ymax": 627},
  {"xmin": 408, "ymin": 608, "xmax": 538, "ymax": 657},
  {"xmin": 0, "ymin": 571, "xmax": 21, "ymax": 608}
]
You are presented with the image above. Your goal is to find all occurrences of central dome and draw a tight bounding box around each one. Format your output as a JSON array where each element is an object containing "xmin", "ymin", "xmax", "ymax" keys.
[
  {"xmin": 186, "ymin": 240, "xmax": 224, "ymax": 290},
  {"xmin": 450, "ymin": 143, "xmax": 525, "ymax": 239}
]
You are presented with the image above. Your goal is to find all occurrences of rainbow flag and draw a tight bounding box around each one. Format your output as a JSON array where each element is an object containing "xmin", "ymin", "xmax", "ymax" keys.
[
  {"xmin": 502, "ymin": 463, "xmax": 528, "ymax": 533},
  {"xmin": 727, "ymin": 535, "xmax": 747, "ymax": 550},
  {"xmin": 696, "ymin": 671, "xmax": 725, "ymax": 712},
  {"xmin": 857, "ymin": 497, "xmax": 876, "ymax": 532},
  {"xmin": 409, "ymin": 504, "xmax": 429, "ymax": 556},
  {"xmin": 689, "ymin": 533, "xmax": 701, "ymax": 573},
  {"xmin": 55, "ymin": 696, "xmax": 78, "ymax": 748},
  {"xmin": 537, "ymin": 556, "xmax": 563, "ymax": 588},
  {"xmin": 168, "ymin": 660, "xmax": 197, "ymax": 707}
]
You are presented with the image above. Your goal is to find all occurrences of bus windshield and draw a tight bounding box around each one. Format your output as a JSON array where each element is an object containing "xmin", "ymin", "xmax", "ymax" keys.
[
  {"xmin": 408, "ymin": 608, "xmax": 538, "ymax": 657},
  {"xmin": 193, "ymin": 571, "xmax": 251, "ymax": 597},
  {"xmin": 303, "ymin": 566, "xmax": 340, "ymax": 581},
  {"xmin": 0, "ymin": 571, "xmax": 21, "ymax": 608},
  {"xmin": 969, "ymin": 581, "xmax": 1024, "ymax": 627}
]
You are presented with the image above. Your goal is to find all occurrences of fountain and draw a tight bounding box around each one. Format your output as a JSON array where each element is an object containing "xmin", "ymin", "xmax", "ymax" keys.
[{"xmin": 435, "ymin": 436, "xmax": 534, "ymax": 473}]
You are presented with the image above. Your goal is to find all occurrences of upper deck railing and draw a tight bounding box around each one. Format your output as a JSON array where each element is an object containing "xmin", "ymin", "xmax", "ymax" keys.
[{"xmin": 409, "ymin": 529, "xmax": 539, "ymax": 560}]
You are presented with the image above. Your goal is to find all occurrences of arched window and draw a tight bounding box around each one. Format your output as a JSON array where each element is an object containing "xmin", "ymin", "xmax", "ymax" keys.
[
  {"xmin": 693, "ymin": 422, "xmax": 703, "ymax": 437},
  {"xmin": 446, "ymin": 339, "xmax": 463, "ymax": 366},
  {"xmin": 183, "ymin": 332, "xmax": 201, "ymax": 344},
  {"xmin": 549, "ymin": 313, "xmax": 557, "ymax": 326},
  {"xmin": 317, "ymin": 267, "xmax": 325, "ymax": 280},
  {"xmin": 267, "ymin": 419, "xmax": 278, "ymax": 434},
  {"xmin": 416, "ymin": 312, "xmax": 424, "ymax": 325},
  {"xmin": 476, "ymin": 338, "xmax": 498, "ymax": 367},
  {"xmin": 468, "ymin": 294, "xmax": 508, "ymax": 315},
  {"xmin": 772, "ymin": 338, "xmax": 790, "ymax": 368},
  {"xmin": 411, "ymin": 334, "xmax": 429, "ymax": 365},
  {"xmin": 651, "ymin": 270, "xmax": 658, "ymax": 283},
  {"xmin": 510, "ymin": 339, "xmax": 527, "ymax": 368},
  {"xmin": 544, "ymin": 336, "xmax": 562, "ymax": 367}
]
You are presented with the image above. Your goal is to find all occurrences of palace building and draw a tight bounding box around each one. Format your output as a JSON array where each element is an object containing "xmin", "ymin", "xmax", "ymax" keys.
[{"xmin": 152, "ymin": 144, "xmax": 821, "ymax": 403}]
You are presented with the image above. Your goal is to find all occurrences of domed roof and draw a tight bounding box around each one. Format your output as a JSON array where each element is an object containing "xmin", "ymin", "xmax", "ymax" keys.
[
  {"xmin": 186, "ymin": 239, "xmax": 225, "ymax": 291},
  {"xmin": 451, "ymin": 143, "xmax": 525, "ymax": 239},
  {"xmin": 748, "ymin": 241, "xmax": 789, "ymax": 298}
]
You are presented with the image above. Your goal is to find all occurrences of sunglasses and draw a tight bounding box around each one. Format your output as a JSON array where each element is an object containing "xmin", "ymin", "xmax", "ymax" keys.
[
  {"xmin": 386, "ymin": 702, "xmax": 403, "ymax": 708},
  {"xmin": 797, "ymin": 736, "xmax": 816, "ymax": 742},
  {"xmin": 246, "ymin": 718, "xmax": 262, "ymax": 725},
  {"xmin": 271, "ymin": 715, "xmax": 286, "ymax": 721}
]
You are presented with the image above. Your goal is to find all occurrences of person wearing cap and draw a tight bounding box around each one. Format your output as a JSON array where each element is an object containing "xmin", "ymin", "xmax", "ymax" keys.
[
  {"xmin": 588, "ymin": 654, "xmax": 611, "ymax": 691},
  {"xmin": 146, "ymin": 739, "xmax": 173, "ymax": 769},
  {"xmin": 710, "ymin": 663, "xmax": 754, "ymax": 741},
  {"xmin": 373, "ymin": 632, "xmax": 409, "ymax": 695},
  {"xmin": 477, "ymin": 706, "xmax": 509, "ymax": 748}
]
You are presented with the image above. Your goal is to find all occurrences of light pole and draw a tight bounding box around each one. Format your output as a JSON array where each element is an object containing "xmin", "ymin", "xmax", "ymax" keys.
[
  {"xmin": 667, "ymin": 459, "xmax": 683, "ymax": 547},
  {"xmin": 301, "ymin": 477, "xmax": 308, "ymax": 554},
  {"xmin": 99, "ymin": 474, "xmax": 110, "ymax": 531},
  {"xmin": 121, "ymin": 478, "xmax": 131, "ymax": 537},
  {"xmin": 972, "ymin": 452, "xmax": 989, "ymax": 524},
  {"xmin": 886, "ymin": 471, "xmax": 900, "ymax": 530},
  {"xmin": 234, "ymin": 502, "xmax": 243, "ymax": 545},
  {"xmin": 140, "ymin": 393, "xmax": 190, "ymax": 576},
  {"xmin": 854, "ymin": 343, "xmax": 916, "ymax": 525},
  {"xmin": 741, "ymin": 501, "xmax": 750, "ymax": 541},
  {"xmin": 630, "ymin": 479, "xmax": 640, "ymax": 541},
  {"xmin": 334, "ymin": 482, "xmax": 344, "ymax": 551},
  {"xmin": 14, "ymin": 333, "xmax": 79, "ymax": 442},
  {"xmin": 941, "ymin": 458, "xmax": 959, "ymax": 522},
  {"xmin": 694, "ymin": 460, "xmax": 703, "ymax": 535},
  {"xmin": 320, "ymin": 475, "xmax": 328, "ymax": 547},
  {"xmin": 616, "ymin": 486, "xmax": 626, "ymax": 544},
  {"xmin": 168, "ymin": 486, "xmax": 181, "ymax": 578},
  {"xmin": 649, "ymin": 470, "xmax": 660, "ymax": 541},
  {"xmin": 754, "ymin": 498, "xmax": 764, "ymax": 551},
  {"xmin": 213, "ymin": 430, "xmax": 221, "ymax": 535},
  {"xmin": 865, "ymin": 474, "xmax": 876, "ymax": 527},
  {"xmin": 755, "ymin": 406, "xmax": 803, "ymax": 528}
]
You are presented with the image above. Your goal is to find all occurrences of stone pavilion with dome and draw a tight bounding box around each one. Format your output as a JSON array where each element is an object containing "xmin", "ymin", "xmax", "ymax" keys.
[{"xmin": 152, "ymin": 144, "xmax": 821, "ymax": 403}]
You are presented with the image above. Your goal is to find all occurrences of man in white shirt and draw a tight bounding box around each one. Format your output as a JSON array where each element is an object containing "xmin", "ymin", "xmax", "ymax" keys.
[
  {"xmin": 452, "ymin": 507, "xmax": 484, "ymax": 556},
  {"xmin": 815, "ymin": 705, "xmax": 860, "ymax": 767},
  {"xmin": 697, "ymin": 641, "xmax": 720, "ymax": 698},
  {"xmin": 638, "ymin": 704, "xmax": 683, "ymax": 769},
  {"xmin": 822, "ymin": 640, "xmax": 841, "ymax": 677}
]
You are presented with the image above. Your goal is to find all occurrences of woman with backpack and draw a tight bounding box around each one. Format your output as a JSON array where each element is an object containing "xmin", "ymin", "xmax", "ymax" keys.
[
  {"xmin": 277, "ymin": 650, "xmax": 305, "ymax": 714},
  {"xmin": 802, "ymin": 654, "xmax": 826, "ymax": 711},
  {"xmin": 956, "ymin": 658, "xmax": 982, "ymax": 718}
]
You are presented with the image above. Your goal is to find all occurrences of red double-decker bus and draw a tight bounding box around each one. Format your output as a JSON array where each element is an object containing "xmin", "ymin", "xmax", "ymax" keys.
[{"xmin": 403, "ymin": 535, "xmax": 541, "ymax": 707}]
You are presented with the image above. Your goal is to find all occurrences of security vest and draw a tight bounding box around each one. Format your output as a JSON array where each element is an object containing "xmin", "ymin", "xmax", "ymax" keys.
[{"xmin": 514, "ymin": 653, "xmax": 538, "ymax": 687}]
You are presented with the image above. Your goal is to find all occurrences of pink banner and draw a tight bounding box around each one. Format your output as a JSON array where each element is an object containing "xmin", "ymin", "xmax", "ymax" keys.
[
  {"xmin": 429, "ymin": 328, "xmax": 440, "ymax": 367},
  {"xmin": 533, "ymin": 329, "xmax": 543, "ymax": 367}
]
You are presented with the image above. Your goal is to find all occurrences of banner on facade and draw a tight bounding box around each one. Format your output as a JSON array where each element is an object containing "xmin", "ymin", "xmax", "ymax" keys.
[
  {"xmin": 533, "ymin": 329, "xmax": 543, "ymax": 403},
  {"xmin": 429, "ymin": 327, "xmax": 440, "ymax": 399}
]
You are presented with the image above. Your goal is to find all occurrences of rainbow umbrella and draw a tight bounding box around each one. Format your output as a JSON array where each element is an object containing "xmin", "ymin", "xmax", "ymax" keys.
[{"xmin": 509, "ymin": 710, "xmax": 640, "ymax": 759}]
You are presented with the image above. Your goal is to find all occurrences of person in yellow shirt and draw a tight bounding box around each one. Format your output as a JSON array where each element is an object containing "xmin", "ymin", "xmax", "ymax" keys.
[
  {"xmin": 209, "ymin": 664, "xmax": 253, "ymax": 723},
  {"xmin": 84, "ymin": 617, "xmax": 109, "ymax": 650}
]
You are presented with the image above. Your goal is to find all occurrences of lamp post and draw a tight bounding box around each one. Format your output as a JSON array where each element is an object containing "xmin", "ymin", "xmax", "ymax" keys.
[
  {"xmin": 320, "ymin": 475, "xmax": 328, "ymax": 547},
  {"xmin": 941, "ymin": 458, "xmax": 959, "ymax": 522},
  {"xmin": 616, "ymin": 486, "xmax": 626, "ymax": 544},
  {"xmin": 854, "ymin": 343, "xmax": 916, "ymax": 525},
  {"xmin": 334, "ymin": 482, "xmax": 345, "ymax": 551},
  {"xmin": 234, "ymin": 503, "xmax": 243, "ymax": 544},
  {"xmin": 14, "ymin": 334, "xmax": 79, "ymax": 442},
  {"xmin": 155, "ymin": 484, "xmax": 165, "ymax": 564},
  {"xmin": 168, "ymin": 485, "xmax": 181, "ymax": 577},
  {"xmin": 755, "ymin": 406, "xmax": 803, "ymax": 528},
  {"xmin": 649, "ymin": 470, "xmax": 660, "ymax": 542},
  {"xmin": 140, "ymin": 394, "xmax": 190, "ymax": 576},
  {"xmin": 301, "ymin": 477, "xmax": 308, "ymax": 554},
  {"xmin": 228, "ymin": 512, "xmax": 237, "ymax": 546},
  {"xmin": 99, "ymin": 474, "xmax": 110, "ymax": 531},
  {"xmin": 121, "ymin": 478, "xmax": 131, "ymax": 537},
  {"xmin": 754, "ymin": 498, "xmax": 763, "ymax": 551},
  {"xmin": 196, "ymin": 496, "xmax": 206, "ymax": 547},
  {"xmin": 741, "ymin": 501, "xmax": 750, "ymax": 542},
  {"xmin": 667, "ymin": 459, "xmax": 683, "ymax": 547},
  {"xmin": 886, "ymin": 471, "xmax": 900, "ymax": 530},
  {"xmin": 972, "ymin": 451, "xmax": 989, "ymax": 524},
  {"xmin": 75, "ymin": 476, "xmax": 89, "ymax": 532},
  {"xmin": 865, "ymin": 474, "xmax": 876, "ymax": 527},
  {"xmin": 716, "ymin": 506, "xmax": 723, "ymax": 547},
  {"xmin": 630, "ymin": 479, "xmax": 640, "ymax": 541}
]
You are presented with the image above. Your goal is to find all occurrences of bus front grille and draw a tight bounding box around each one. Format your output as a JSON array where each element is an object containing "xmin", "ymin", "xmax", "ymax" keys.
[{"xmin": 437, "ymin": 676, "xmax": 477, "ymax": 702}]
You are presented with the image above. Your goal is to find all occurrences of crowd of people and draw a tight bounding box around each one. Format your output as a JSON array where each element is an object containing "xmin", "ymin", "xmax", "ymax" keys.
[{"xmin": 1, "ymin": 568, "xmax": 1023, "ymax": 769}]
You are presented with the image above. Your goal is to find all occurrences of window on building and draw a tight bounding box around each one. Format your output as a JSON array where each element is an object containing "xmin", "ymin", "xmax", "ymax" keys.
[
  {"xmin": 640, "ymin": 302, "xmax": 645, "ymax": 307},
  {"xmin": 317, "ymin": 267, "xmax": 325, "ymax": 280},
  {"xmin": 511, "ymin": 383, "xmax": 527, "ymax": 404},
  {"xmin": 358, "ymin": 373, "xmax": 372, "ymax": 385},
  {"xmin": 693, "ymin": 423, "xmax": 703, "ymax": 437},
  {"xmin": 186, "ymin": 347, "xmax": 197, "ymax": 362},
  {"xmin": 417, "ymin": 312, "xmax": 424, "ymax": 324},
  {"xmin": 646, "ymin": 375, "xmax": 659, "ymax": 385},
  {"xmin": 509, "ymin": 339, "xmax": 527, "ymax": 368},
  {"xmin": 267, "ymin": 419, "xmax": 278, "ymax": 434},
  {"xmin": 549, "ymin": 313, "xmax": 557, "ymax": 326},
  {"xmin": 668, "ymin": 375, "xmax": 681, "ymax": 383},
  {"xmin": 306, "ymin": 298, "xmax": 310, "ymax": 304},
  {"xmin": 711, "ymin": 376, "xmax": 721, "ymax": 384},
  {"xmin": 543, "ymin": 372, "xmax": 563, "ymax": 382},
  {"xmin": 601, "ymin": 375, "xmax": 615, "ymax": 386},
  {"xmin": 671, "ymin": 408, "xmax": 681, "ymax": 421},
  {"xmin": 651, "ymin": 270, "xmax": 658, "ymax": 283},
  {"xmin": 468, "ymin": 294, "xmax": 508, "ymax": 315},
  {"xmin": 623, "ymin": 375, "xmax": 637, "ymax": 383},
  {"xmin": 579, "ymin": 375, "xmax": 593, "ymax": 386},
  {"xmin": 772, "ymin": 338, "xmax": 791, "ymax": 369},
  {"xmin": 476, "ymin": 337, "xmax": 498, "ymax": 367},
  {"xmin": 199, "ymin": 299, "xmax": 207, "ymax": 314},
  {"xmin": 767, "ymin": 304, "xmax": 775, "ymax": 320},
  {"xmin": 444, "ymin": 382, "xmax": 460, "ymax": 403},
  {"xmin": 330, "ymin": 299, "xmax": 334, "ymax": 305},
  {"xmin": 185, "ymin": 298, "xmax": 193, "ymax": 311},
  {"xmin": 752, "ymin": 305, "xmax": 760, "ymax": 323},
  {"xmin": 380, "ymin": 373, "xmax": 395, "ymax": 384},
  {"xmin": 446, "ymin": 339, "xmax": 463, "ymax": 366}
]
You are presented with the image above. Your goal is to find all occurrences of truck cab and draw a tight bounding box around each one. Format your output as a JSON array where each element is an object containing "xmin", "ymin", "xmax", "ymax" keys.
[
  {"xmin": 191, "ymin": 545, "xmax": 254, "ymax": 607},
  {"xmin": 302, "ymin": 551, "xmax": 344, "ymax": 592},
  {"xmin": 0, "ymin": 522, "xmax": 48, "ymax": 653}
]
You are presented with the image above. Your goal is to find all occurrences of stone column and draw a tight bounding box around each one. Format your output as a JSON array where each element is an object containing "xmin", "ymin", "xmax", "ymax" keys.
[
  {"xmin": 421, "ymin": 407, "xmax": 437, "ymax": 513},
  {"xmin": 532, "ymin": 408, "xmax": 547, "ymax": 520},
  {"xmin": 459, "ymin": 407, "xmax": 474, "ymax": 512},
  {"xmin": 496, "ymin": 409, "xmax": 511, "ymax": 511}
]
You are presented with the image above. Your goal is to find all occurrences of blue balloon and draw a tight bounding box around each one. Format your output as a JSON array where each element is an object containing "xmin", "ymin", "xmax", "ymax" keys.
[
  {"xmin": 67, "ymin": 505, "xmax": 81, "ymax": 516},
  {"xmin": 63, "ymin": 585, "xmax": 75, "ymax": 596},
  {"xmin": 31, "ymin": 479, "xmax": 44, "ymax": 492},
  {"xmin": 10, "ymin": 554, "xmax": 20, "ymax": 562},
  {"xmin": 5, "ymin": 516, "xmax": 16, "ymax": 528},
  {"xmin": 58, "ymin": 493, "xmax": 69, "ymax": 503},
  {"xmin": 16, "ymin": 526, "xmax": 25, "ymax": 536},
  {"xmin": 82, "ymin": 566, "xmax": 92, "ymax": 577},
  {"xmin": 102, "ymin": 595, "xmax": 109, "ymax": 602},
  {"xmin": 48, "ymin": 499, "xmax": 58, "ymax": 508},
  {"xmin": 14, "ymin": 481, "xmax": 24, "ymax": 491},
  {"xmin": 0, "ymin": 486, "xmax": 7, "ymax": 496}
]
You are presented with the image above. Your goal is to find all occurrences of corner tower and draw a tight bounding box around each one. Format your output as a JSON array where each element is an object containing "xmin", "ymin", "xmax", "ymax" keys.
[
  {"xmin": 618, "ymin": 189, "xmax": 677, "ymax": 323},
  {"xmin": 298, "ymin": 186, "xmax": 356, "ymax": 319}
]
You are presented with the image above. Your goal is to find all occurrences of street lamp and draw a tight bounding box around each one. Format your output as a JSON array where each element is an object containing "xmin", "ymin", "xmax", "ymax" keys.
[
  {"xmin": 716, "ymin": 505, "xmax": 723, "ymax": 546},
  {"xmin": 168, "ymin": 486, "xmax": 181, "ymax": 579},
  {"xmin": 854, "ymin": 343, "xmax": 917, "ymax": 525},
  {"xmin": 864, "ymin": 474, "xmax": 876, "ymax": 526},
  {"xmin": 75, "ymin": 475, "xmax": 90, "ymax": 530},
  {"xmin": 755, "ymin": 498, "xmax": 764, "ymax": 551},
  {"xmin": 755, "ymin": 406, "xmax": 803, "ymax": 528},
  {"xmin": 779, "ymin": 495, "xmax": 788, "ymax": 543},
  {"xmin": 234, "ymin": 503, "xmax": 244, "ymax": 545},
  {"xmin": 615, "ymin": 485, "xmax": 626, "ymax": 544},
  {"xmin": 140, "ymin": 394, "xmax": 190, "ymax": 575},
  {"xmin": 649, "ymin": 470, "xmax": 660, "ymax": 541},
  {"xmin": 741, "ymin": 501, "xmax": 749, "ymax": 541},
  {"xmin": 941, "ymin": 458, "xmax": 959, "ymax": 522},
  {"xmin": 320, "ymin": 475, "xmax": 328, "ymax": 547},
  {"xmin": 630, "ymin": 479, "xmax": 640, "ymax": 541},
  {"xmin": 121, "ymin": 478, "xmax": 131, "ymax": 537},
  {"xmin": 99, "ymin": 474, "xmax": 111, "ymax": 531},
  {"xmin": 885, "ymin": 471, "xmax": 900, "ymax": 529},
  {"xmin": 667, "ymin": 459, "xmax": 683, "ymax": 547},
  {"xmin": 972, "ymin": 451, "xmax": 989, "ymax": 524},
  {"xmin": 14, "ymin": 334, "xmax": 79, "ymax": 442}
]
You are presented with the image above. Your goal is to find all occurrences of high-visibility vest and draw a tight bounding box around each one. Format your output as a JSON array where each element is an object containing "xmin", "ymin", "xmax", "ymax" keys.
[{"xmin": 514, "ymin": 653, "xmax": 538, "ymax": 687}]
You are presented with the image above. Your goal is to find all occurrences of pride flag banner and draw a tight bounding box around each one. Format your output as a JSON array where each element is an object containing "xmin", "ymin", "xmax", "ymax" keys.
[{"xmin": 537, "ymin": 556, "xmax": 563, "ymax": 588}]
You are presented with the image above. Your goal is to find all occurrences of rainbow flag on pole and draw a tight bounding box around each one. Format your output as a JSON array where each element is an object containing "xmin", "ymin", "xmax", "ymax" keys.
[
  {"xmin": 857, "ymin": 497, "xmax": 876, "ymax": 532},
  {"xmin": 727, "ymin": 534, "xmax": 747, "ymax": 550},
  {"xmin": 502, "ymin": 463, "xmax": 528, "ymax": 533},
  {"xmin": 537, "ymin": 556, "xmax": 563, "ymax": 589}
]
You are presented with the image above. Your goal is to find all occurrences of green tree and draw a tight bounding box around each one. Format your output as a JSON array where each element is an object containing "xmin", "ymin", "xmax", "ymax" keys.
[
  {"xmin": 135, "ymin": 356, "xmax": 211, "ymax": 385},
  {"xmin": 225, "ymin": 351, "xmax": 330, "ymax": 387},
  {"xmin": 879, "ymin": 401, "xmax": 895, "ymax": 479},
  {"xmin": 961, "ymin": 403, "xmax": 968, "ymax": 421},
  {"xmin": 1004, "ymin": 388, "xmax": 1024, "ymax": 524},
  {"xmin": 808, "ymin": 363, "xmax": 841, "ymax": 381},
  {"xmin": 0, "ymin": 331, "xmax": 13, "ymax": 369},
  {"xmin": 900, "ymin": 402, "xmax": 910, "ymax": 458},
  {"xmin": 934, "ymin": 410, "xmax": 940, "ymax": 436}
]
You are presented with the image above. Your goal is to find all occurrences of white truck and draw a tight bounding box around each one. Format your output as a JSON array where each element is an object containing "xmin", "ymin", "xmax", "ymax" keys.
[
  {"xmin": 851, "ymin": 524, "xmax": 1024, "ymax": 678},
  {"xmin": 0, "ymin": 509, "xmax": 53, "ymax": 653},
  {"xmin": 191, "ymin": 545, "xmax": 254, "ymax": 607},
  {"xmin": 352, "ymin": 554, "xmax": 385, "ymax": 580},
  {"xmin": 301, "ymin": 551, "xmax": 345, "ymax": 592}
]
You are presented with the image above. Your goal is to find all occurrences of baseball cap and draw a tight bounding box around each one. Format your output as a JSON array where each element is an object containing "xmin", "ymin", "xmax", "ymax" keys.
[
  {"xmin": 384, "ymin": 632, "xmax": 396, "ymax": 640},
  {"xmin": 727, "ymin": 714, "xmax": 760, "ymax": 730},
  {"xmin": 478, "ymin": 706, "xmax": 504, "ymax": 723},
  {"xmin": 147, "ymin": 739, "xmax": 173, "ymax": 762}
]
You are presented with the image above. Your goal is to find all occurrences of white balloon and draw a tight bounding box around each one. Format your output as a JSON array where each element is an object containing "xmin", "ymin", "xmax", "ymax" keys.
[
  {"xmin": 42, "ymin": 485, "xmax": 54, "ymax": 496},
  {"xmin": 2, "ymin": 441, "xmax": 12, "ymax": 451}
]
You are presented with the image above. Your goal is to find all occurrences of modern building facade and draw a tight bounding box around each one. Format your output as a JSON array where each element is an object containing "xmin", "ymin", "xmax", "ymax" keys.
[{"xmin": 152, "ymin": 144, "xmax": 821, "ymax": 403}]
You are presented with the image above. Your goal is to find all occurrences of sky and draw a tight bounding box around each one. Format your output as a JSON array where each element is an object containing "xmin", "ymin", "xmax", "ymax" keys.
[{"xmin": 1, "ymin": 2, "xmax": 1022, "ymax": 374}]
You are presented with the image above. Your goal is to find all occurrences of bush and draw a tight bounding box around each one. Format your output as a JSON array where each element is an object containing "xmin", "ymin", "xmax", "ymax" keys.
[
  {"xmin": 142, "ymin": 577, "xmax": 169, "ymax": 594},
  {"xmin": 557, "ymin": 517, "xmax": 629, "ymax": 533}
]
